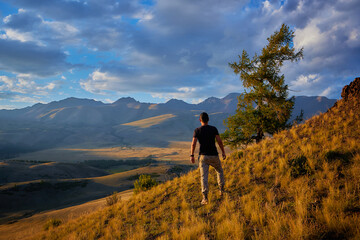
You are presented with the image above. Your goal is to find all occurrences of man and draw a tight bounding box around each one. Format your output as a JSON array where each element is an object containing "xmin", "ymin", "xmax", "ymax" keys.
[{"xmin": 190, "ymin": 112, "xmax": 226, "ymax": 205}]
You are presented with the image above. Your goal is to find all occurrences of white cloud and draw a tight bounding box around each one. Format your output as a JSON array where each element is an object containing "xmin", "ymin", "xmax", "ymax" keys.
[
  {"xmin": 10, "ymin": 95, "xmax": 45, "ymax": 104},
  {"xmin": 291, "ymin": 74, "xmax": 321, "ymax": 88},
  {"xmin": 134, "ymin": 9, "xmax": 154, "ymax": 22},
  {"xmin": 294, "ymin": 22, "xmax": 325, "ymax": 52},
  {"xmin": 0, "ymin": 105, "xmax": 16, "ymax": 110},
  {"xmin": 2, "ymin": 28, "xmax": 37, "ymax": 43},
  {"xmin": 103, "ymin": 98, "xmax": 114, "ymax": 103},
  {"xmin": 320, "ymin": 86, "xmax": 332, "ymax": 97},
  {"xmin": 80, "ymin": 69, "xmax": 161, "ymax": 94},
  {"xmin": 0, "ymin": 75, "xmax": 61, "ymax": 95}
]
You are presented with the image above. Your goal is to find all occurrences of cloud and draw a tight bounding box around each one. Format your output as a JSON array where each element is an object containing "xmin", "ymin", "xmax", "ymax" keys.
[
  {"xmin": 0, "ymin": 75, "xmax": 61, "ymax": 95},
  {"xmin": 0, "ymin": 91, "xmax": 16, "ymax": 100},
  {"xmin": 10, "ymin": 95, "xmax": 45, "ymax": 104},
  {"xmin": 3, "ymin": 0, "xmax": 140, "ymax": 21},
  {"xmin": 0, "ymin": 39, "xmax": 72, "ymax": 76},
  {"xmin": 1, "ymin": 0, "xmax": 359, "ymax": 104},
  {"xmin": 2, "ymin": 9, "xmax": 80, "ymax": 46}
]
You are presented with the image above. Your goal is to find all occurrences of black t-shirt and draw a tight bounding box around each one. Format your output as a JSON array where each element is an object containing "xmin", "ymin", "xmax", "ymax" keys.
[{"xmin": 193, "ymin": 125, "xmax": 219, "ymax": 156}]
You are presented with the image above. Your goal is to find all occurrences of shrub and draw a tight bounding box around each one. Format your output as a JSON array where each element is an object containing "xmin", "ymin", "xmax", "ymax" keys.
[
  {"xmin": 288, "ymin": 156, "xmax": 312, "ymax": 178},
  {"xmin": 324, "ymin": 150, "xmax": 352, "ymax": 165},
  {"xmin": 236, "ymin": 151, "xmax": 244, "ymax": 159},
  {"xmin": 43, "ymin": 218, "xmax": 62, "ymax": 230},
  {"xmin": 106, "ymin": 191, "xmax": 120, "ymax": 206},
  {"xmin": 134, "ymin": 174, "xmax": 158, "ymax": 193}
]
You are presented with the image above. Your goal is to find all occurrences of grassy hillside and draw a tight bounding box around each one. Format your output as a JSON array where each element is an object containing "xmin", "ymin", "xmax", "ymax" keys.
[{"xmin": 39, "ymin": 82, "xmax": 360, "ymax": 239}]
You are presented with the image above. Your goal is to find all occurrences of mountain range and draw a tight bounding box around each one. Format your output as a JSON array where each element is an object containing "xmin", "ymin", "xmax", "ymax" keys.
[{"xmin": 0, "ymin": 94, "xmax": 337, "ymax": 158}]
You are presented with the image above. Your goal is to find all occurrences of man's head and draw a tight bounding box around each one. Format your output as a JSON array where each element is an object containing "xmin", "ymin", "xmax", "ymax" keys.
[{"xmin": 199, "ymin": 112, "xmax": 209, "ymax": 124}]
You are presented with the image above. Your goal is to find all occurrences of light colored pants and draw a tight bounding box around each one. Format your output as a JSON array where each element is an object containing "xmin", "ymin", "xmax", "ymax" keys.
[{"xmin": 199, "ymin": 155, "xmax": 225, "ymax": 197}]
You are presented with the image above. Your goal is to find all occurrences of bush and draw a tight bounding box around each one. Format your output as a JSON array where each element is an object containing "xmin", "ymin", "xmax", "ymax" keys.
[
  {"xmin": 236, "ymin": 151, "xmax": 244, "ymax": 159},
  {"xmin": 43, "ymin": 218, "xmax": 62, "ymax": 230},
  {"xmin": 106, "ymin": 191, "xmax": 120, "ymax": 206},
  {"xmin": 288, "ymin": 156, "xmax": 312, "ymax": 178},
  {"xmin": 324, "ymin": 150, "xmax": 352, "ymax": 165},
  {"xmin": 133, "ymin": 174, "xmax": 158, "ymax": 193}
]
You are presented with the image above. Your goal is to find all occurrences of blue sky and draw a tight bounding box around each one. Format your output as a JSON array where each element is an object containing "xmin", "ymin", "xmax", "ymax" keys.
[{"xmin": 0, "ymin": 0, "xmax": 359, "ymax": 109}]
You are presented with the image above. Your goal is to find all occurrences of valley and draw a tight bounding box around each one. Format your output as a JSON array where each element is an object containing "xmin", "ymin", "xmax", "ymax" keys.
[{"xmin": 0, "ymin": 141, "xmax": 198, "ymax": 240}]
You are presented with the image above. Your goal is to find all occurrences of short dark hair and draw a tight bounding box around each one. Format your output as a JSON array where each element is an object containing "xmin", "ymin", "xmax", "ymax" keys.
[{"xmin": 200, "ymin": 112, "xmax": 209, "ymax": 123}]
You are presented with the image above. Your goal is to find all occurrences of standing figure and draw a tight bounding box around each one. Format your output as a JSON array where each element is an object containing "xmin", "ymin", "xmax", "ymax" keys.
[{"xmin": 190, "ymin": 112, "xmax": 226, "ymax": 205}]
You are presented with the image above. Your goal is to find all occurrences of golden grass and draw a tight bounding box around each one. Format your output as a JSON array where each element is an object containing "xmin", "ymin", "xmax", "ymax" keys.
[
  {"xmin": 38, "ymin": 108, "xmax": 66, "ymax": 119},
  {"xmin": 14, "ymin": 141, "xmax": 194, "ymax": 164},
  {"xmin": 36, "ymin": 98, "xmax": 360, "ymax": 239},
  {"xmin": 121, "ymin": 114, "xmax": 176, "ymax": 128}
]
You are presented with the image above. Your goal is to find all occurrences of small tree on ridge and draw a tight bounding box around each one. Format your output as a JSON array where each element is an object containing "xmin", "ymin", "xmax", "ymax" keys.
[{"xmin": 222, "ymin": 24, "xmax": 303, "ymax": 148}]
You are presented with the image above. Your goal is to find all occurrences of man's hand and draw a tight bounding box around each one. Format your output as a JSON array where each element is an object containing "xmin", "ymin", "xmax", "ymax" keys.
[
  {"xmin": 216, "ymin": 135, "xmax": 226, "ymax": 161},
  {"xmin": 190, "ymin": 137, "xmax": 197, "ymax": 164}
]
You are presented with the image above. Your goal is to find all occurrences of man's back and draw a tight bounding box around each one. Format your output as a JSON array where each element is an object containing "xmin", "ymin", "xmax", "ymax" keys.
[{"xmin": 193, "ymin": 125, "xmax": 219, "ymax": 156}]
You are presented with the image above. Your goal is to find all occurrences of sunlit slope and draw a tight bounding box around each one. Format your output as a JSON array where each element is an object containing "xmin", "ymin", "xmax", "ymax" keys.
[
  {"xmin": 121, "ymin": 114, "xmax": 176, "ymax": 128},
  {"xmin": 41, "ymin": 80, "xmax": 360, "ymax": 239}
]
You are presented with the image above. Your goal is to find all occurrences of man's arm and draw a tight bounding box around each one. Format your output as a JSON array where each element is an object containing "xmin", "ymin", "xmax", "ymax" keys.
[
  {"xmin": 215, "ymin": 135, "xmax": 226, "ymax": 160},
  {"xmin": 190, "ymin": 137, "xmax": 197, "ymax": 163}
]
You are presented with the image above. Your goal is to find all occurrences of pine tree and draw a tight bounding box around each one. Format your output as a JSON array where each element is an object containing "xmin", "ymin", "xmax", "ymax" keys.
[{"xmin": 222, "ymin": 24, "xmax": 303, "ymax": 148}]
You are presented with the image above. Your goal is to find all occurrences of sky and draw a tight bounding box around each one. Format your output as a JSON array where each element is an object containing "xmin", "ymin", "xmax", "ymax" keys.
[{"xmin": 0, "ymin": 0, "xmax": 359, "ymax": 109}]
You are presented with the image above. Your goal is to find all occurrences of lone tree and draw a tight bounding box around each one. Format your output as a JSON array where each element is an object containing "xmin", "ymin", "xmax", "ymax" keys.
[{"xmin": 222, "ymin": 24, "xmax": 303, "ymax": 148}]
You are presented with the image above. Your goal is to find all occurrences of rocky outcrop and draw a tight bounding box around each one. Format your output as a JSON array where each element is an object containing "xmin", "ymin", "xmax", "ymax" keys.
[{"xmin": 341, "ymin": 77, "xmax": 360, "ymax": 101}]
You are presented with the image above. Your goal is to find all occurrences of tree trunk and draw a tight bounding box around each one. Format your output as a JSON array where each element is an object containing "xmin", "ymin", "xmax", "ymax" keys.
[{"xmin": 255, "ymin": 129, "xmax": 264, "ymax": 143}]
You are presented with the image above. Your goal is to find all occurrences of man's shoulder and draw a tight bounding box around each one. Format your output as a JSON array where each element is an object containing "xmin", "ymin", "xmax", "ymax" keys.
[
  {"xmin": 196, "ymin": 125, "xmax": 219, "ymax": 132},
  {"xmin": 194, "ymin": 126, "xmax": 201, "ymax": 132},
  {"xmin": 206, "ymin": 125, "xmax": 218, "ymax": 132}
]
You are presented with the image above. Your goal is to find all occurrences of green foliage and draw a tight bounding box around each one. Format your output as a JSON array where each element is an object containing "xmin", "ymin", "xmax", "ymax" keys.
[
  {"xmin": 288, "ymin": 156, "xmax": 312, "ymax": 178},
  {"xmin": 106, "ymin": 191, "xmax": 120, "ymax": 206},
  {"xmin": 133, "ymin": 174, "xmax": 158, "ymax": 193},
  {"xmin": 222, "ymin": 24, "xmax": 303, "ymax": 147},
  {"xmin": 43, "ymin": 218, "xmax": 62, "ymax": 230}
]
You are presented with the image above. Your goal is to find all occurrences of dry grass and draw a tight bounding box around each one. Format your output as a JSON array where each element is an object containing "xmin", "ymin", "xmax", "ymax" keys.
[
  {"xmin": 121, "ymin": 114, "xmax": 176, "ymax": 128},
  {"xmin": 15, "ymin": 141, "xmax": 194, "ymax": 165},
  {"xmin": 37, "ymin": 98, "xmax": 360, "ymax": 239}
]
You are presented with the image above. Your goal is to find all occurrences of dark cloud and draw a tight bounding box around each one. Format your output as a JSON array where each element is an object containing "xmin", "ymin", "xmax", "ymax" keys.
[
  {"xmin": 0, "ymin": 91, "xmax": 15, "ymax": 100},
  {"xmin": 3, "ymin": 10, "xmax": 42, "ymax": 30},
  {"xmin": 3, "ymin": 0, "xmax": 140, "ymax": 20},
  {"xmin": 0, "ymin": 39, "xmax": 71, "ymax": 77}
]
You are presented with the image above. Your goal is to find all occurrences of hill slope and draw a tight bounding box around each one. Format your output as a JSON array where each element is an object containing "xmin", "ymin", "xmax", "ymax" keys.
[
  {"xmin": 37, "ymin": 78, "xmax": 360, "ymax": 239},
  {"xmin": 37, "ymin": 78, "xmax": 359, "ymax": 239}
]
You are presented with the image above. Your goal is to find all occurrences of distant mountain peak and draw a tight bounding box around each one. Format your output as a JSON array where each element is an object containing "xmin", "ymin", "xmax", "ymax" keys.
[
  {"xmin": 200, "ymin": 96, "xmax": 220, "ymax": 104},
  {"xmin": 163, "ymin": 98, "xmax": 191, "ymax": 110},
  {"xmin": 113, "ymin": 97, "xmax": 138, "ymax": 105},
  {"xmin": 222, "ymin": 93, "xmax": 240, "ymax": 100},
  {"xmin": 47, "ymin": 97, "xmax": 103, "ymax": 107},
  {"xmin": 165, "ymin": 99, "xmax": 189, "ymax": 105}
]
